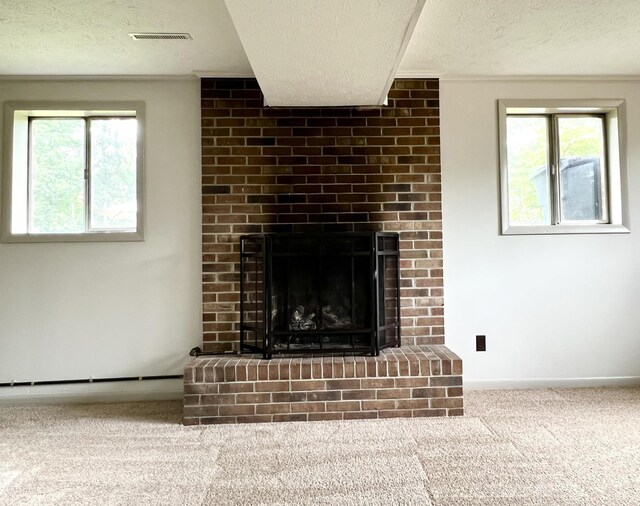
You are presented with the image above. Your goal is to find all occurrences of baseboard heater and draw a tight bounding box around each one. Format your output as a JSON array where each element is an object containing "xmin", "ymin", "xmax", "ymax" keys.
[{"xmin": 0, "ymin": 374, "xmax": 183, "ymax": 388}]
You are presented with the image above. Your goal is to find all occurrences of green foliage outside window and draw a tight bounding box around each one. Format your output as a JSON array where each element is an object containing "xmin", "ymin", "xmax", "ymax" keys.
[
  {"xmin": 29, "ymin": 117, "xmax": 137, "ymax": 234},
  {"xmin": 31, "ymin": 119, "xmax": 86, "ymax": 233},
  {"xmin": 90, "ymin": 119, "xmax": 137, "ymax": 230}
]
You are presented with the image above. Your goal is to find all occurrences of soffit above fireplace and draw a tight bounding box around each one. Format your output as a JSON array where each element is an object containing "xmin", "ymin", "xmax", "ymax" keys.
[{"xmin": 223, "ymin": 0, "xmax": 426, "ymax": 106}]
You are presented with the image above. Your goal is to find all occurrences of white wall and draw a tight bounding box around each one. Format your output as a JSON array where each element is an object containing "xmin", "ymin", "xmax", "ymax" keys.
[
  {"xmin": 0, "ymin": 79, "xmax": 201, "ymax": 393},
  {"xmin": 441, "ymin": 79, "xmax": 640, "ymax": 388}
]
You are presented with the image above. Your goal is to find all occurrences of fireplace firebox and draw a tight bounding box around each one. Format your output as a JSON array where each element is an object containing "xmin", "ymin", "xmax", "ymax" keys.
[{"xmin": 240, "ymin": 232, "xmax": 401, "ymax": 359}]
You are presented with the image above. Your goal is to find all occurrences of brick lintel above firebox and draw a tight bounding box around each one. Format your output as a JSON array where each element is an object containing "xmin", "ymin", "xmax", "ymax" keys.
[{"xmin": 183, "ymin": 345, "xmax": 463, "ymax": 425}]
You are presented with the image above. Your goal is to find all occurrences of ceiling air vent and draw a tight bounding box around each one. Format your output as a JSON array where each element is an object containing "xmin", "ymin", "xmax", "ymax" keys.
[{"xmin": 129, "ymin": 33, "xmax": 192, "ymax": 41}]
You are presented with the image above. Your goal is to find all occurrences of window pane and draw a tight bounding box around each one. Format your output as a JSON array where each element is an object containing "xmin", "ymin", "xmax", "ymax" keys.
[
  {"xmin": 506, "ymin": 116, "xmax": 551, "ymax": 225},
  {"xmin": 30, "ymin": 119, "xmax": 86, "ymax": 233},
  {"xmin": 557, "ymin": 117, "xmax": 606, "ymax": 222},
  {"xmin": 90, "ymin": 118, "xmax": 137, "ymax": 230}
]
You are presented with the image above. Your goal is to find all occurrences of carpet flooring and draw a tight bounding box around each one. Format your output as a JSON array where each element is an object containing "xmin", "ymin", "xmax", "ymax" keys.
[{"xmin": 1, "ymin": 387, "xmax": 639, "ymax": 505}]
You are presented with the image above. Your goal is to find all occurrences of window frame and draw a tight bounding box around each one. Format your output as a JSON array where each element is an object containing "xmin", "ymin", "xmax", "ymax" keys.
[
  {"xmin": 2, "ymin": 101, "xmax": 145, "ymax": 243},
  {"xmin": 498, "ymin": 99, "xmax": 629, "ymax": 235}
]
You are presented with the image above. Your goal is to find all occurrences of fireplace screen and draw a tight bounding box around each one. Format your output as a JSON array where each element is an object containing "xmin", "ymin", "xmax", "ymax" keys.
[{"xmin": 240, "ymin": 232, "xmax": 400, "ymax": 358}]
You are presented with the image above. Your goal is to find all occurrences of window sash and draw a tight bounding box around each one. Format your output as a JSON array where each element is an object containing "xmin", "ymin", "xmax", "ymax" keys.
[
  {"xmin": 26, "ymin": 116, "xmax": 137, "ymax": 235},
  {"xmin": 506, "ymin": 113, "xmax": 610, "ymax": 226},
  {"xmin": 552, "ymin": 114, "xmax": 609, "ymax": 225},
  {"xmin": 505, "ymin": 114, "xmax": 551, "ymax": 227}
]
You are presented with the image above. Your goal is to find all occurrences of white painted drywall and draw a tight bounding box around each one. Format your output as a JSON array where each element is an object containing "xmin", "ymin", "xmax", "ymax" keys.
[
  {"xmin": 440, "ymin": 79, "xmax": 640, "ymax": 388},
  {"xmin": 0, "ymin": 79, "xmax": 201, "ymax": 389}
]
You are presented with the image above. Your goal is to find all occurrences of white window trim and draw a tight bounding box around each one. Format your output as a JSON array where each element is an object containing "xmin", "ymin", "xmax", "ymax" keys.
[
  {"xmin": 498, "ymin": 99, "xmax": 629, "ymax": 235},
  {"xmin": 1, "ymin": 101, "xmax": 145, "ymax": 243}
]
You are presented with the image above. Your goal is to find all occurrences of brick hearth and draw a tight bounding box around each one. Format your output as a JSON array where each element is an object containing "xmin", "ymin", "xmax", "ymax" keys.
[{"xmin": 184, "ymin": 346, "xmax": 462, "ymax": 425}]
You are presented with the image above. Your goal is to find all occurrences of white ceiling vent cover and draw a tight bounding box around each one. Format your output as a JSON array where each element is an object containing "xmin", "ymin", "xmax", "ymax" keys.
[{"xmin": 129, "ymin": 33, "xmax": 193, "ymax": 40}]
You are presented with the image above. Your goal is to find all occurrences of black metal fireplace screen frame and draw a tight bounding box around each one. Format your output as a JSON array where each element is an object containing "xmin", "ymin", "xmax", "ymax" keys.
[{"xmin": 240, "ymin": 232, "xmax": 401, "ymax": 359}]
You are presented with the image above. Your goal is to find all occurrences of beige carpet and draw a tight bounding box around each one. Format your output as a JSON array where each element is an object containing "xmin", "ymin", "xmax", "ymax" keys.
[{"xmin": 1, "ymin": 387, "xmax": 639, "ymax": 505}]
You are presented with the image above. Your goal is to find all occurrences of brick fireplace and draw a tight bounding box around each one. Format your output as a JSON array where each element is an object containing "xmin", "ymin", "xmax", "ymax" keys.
[{"xmin": 183, "ymin": 78, "xmax": 463, "ymax": 424}]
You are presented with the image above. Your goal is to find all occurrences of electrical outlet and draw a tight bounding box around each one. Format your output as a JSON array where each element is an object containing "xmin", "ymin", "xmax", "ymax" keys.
[{"xmin": 476, "ymin": 335, "xmax": 486, "ymax": 352}]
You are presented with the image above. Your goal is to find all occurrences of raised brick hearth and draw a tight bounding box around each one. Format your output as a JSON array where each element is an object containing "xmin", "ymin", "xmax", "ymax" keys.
[{"xmin": 184, "ymin": 345, "xmax": 462, "ymax": 425}]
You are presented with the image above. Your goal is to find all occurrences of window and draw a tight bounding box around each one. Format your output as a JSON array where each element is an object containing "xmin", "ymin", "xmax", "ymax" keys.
[
  {"xmin": 2, "ymin": 102, "xmax": 144, "ymax": 242},
  {"xmin": 498, "ymin": 99, "xmax": 628, "ymax": 235}
]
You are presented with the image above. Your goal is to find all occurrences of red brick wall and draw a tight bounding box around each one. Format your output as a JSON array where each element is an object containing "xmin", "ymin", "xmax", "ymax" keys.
[{"xmin": 201, "ymin": 78, "xmax": 443, "ymax": 353}]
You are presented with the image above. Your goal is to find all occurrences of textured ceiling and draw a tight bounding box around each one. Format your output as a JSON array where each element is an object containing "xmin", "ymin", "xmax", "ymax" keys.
[
  {"xmin": 400, "ymin": 0, "xmax": 640, "ymax": 76},
  {"xmin": 1, "ymin": 0, "xmax": 640, "ymax": 79},
  {"xmin": 224, "ymin": 0, "xmax": 424, "ymax": 106},
  {"xmin": 0, "ymin": 0, "xmax": 251, "ymax": 76}
]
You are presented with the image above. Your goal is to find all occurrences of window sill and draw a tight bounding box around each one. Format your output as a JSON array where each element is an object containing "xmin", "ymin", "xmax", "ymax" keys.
[
  {"xmin": 1, "ymin": 231, "xmax": 144, "ymax": 243},
  {"xmin": 501, "ymin": 224, "xmax": 630, "ymax": 236}
]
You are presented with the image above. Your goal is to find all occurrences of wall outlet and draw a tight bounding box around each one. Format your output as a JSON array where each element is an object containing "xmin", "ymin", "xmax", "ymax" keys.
[{"xmin": 476, "ymin": 335, "xmax": 486, "ymax": 352}]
